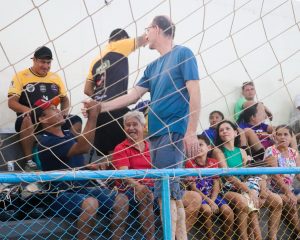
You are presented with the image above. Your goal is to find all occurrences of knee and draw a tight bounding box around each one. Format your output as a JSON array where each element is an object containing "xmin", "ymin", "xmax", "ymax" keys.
[
  {"xmin": 201, "ymin": 205, "xmax": 212, "ymax": 218},
  {"xmin": 81, "ymin": 197, "xmax": 99, "ymax": 216},
  {"xmin": 270, "ymin": 194, "xmax": 283, "ymax": 210},
  {"xmin": 221, "ymin": 206, "xmax": 234, "ymax": 221},
  {"xmin": 183, "ymin": 191, "xmax": 202, "ymax": 211}
]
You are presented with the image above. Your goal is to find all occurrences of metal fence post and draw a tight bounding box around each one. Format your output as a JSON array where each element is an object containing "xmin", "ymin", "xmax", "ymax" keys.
[{"xmin": 161, "ymin": 175, "xmax": 172, "ymax": 240}]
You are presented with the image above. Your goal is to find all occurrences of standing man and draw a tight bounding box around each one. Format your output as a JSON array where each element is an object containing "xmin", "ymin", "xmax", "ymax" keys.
[
  {"xmin": 8, "ymin": 46, "xmax": 82, "ymax": 170},
  {"xmin": 101, "ymin": 16, "xmax": 201, "ymax": 239},
  {"xmin": 234, "ymin": 81, "xmax": 273, "ymax": 121},
  {"xmin": 84, "ymin": 29, "xmax": 147, "ymax": 157}
]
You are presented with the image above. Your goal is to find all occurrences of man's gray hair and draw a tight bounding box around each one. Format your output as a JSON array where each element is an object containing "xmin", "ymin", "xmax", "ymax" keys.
[
  {"xmin": 123, "ymin": 111, "xmax": 146, "ymax": 126},
  {"xmin": 152, "ymin": 15, "xmax": 175, "ymax": 39}
]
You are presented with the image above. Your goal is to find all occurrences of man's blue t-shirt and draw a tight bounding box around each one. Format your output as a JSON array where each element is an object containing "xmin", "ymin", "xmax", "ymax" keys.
[
  {"xmin": 37, "ymin": 131, "xmax": 85, "ymax": 171},
  {"xmin": 137, "ymin": 45, "xmax": 199, "ymax": 137}
]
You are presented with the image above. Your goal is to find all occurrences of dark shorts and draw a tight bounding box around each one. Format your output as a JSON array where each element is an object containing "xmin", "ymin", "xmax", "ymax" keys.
[
  {"xmin": 150, "ymin": 133, "xmax": 184, "ymax": 200},
  {"xmin": 94, "ymin": 108, "xmax": 129, "ymax": 156},
  {"xmin": 202, "ymin": 195, "xmax": 228, "ymax": 208},
  {"xmin": 15, "ymin": 114, "xmax": 82, "ymax": 132},
  {"xmin": 49, "ymin": 187, "xmax": 117, "ymax": 217}
]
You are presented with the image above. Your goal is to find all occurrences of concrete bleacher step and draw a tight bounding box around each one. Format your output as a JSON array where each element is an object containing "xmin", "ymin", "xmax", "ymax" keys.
[{"xmin": 0, "ymin": 213, "xmax": 163, "ymax": 240}]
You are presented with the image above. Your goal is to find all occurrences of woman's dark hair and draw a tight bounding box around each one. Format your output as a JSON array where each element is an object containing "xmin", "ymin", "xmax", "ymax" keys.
[
  {"xmin": 215, "ymin": 120, "xmax": 241, "ymax": 148},
  {"xmin": 197, "ymin": 134, "xmax": 210, "ymax": 146},
  {"xmin": 237, "ymin": 102, "xmax": 259, "ymax": 124},
  {"xmin": 209, "ymin": 110, "xmax": 224, "ymax": 120},
  {"xmin": 275, "ymin": 125, "xmax": 294, "ymax": 136},
  {"xmin": 109, "ymin": 28, "xmax": 129, "ymax": 42}
]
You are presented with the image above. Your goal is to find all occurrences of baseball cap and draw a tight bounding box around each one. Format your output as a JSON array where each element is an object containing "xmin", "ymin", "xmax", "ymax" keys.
[
  {"xmin": 33, "ymin": 46, "xmax": 53, "ymax": 60},
  {"xmin": 31, "ymin": 97, "xmax": 60, "ymax": 123}
]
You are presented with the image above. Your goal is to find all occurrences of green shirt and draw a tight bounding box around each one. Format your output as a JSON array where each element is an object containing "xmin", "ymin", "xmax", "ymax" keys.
[
  {"xmin": 222, "ymin": 147, "xmax": 243, "ymax": 168},
  {"xmin": 234, "ymin": 97, "xmax": 246, "ymax": 121}
]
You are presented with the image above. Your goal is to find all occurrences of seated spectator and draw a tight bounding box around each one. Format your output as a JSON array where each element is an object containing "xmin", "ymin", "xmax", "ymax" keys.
[
  {"xmin": 34, "ymin": 98, "xmax": 128, "ymax": 240},
  {"xmin": 201, "ymin": 110, "xmax": 224, "ymax": 145},
  {"xmin": 7, "ymin": 46, "xmax": 82, "ymax": 171},
  {"xmin": 185, "ymin": 135, "xmax": 234, "ymax": 240},
  {"xmin": 112, "ymin": 111, "xmax": 155, "ymax": 239},
  {"xmin": 202, "ymin": 110, "xmax": 265, "ymax": 162},
  {"xmin": 234, "ymin": 81, "xmax": 272, "ymax": 121},
  {"xmin": 264, "ymin": 125, "xmax": 300, "ymax": 238},
  {"xmin": 212, "ymin": 120, "xmax": 262, "ymax": 240},
  {"xmin": 112, "ymin": 111, "xmax": 201, "ymax": 238},
  {"xmin": 238, "ymin": 102, "xmax": 274, "ymax": 149}
]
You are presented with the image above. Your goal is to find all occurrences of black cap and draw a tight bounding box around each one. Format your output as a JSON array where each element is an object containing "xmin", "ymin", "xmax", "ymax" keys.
[{"xmin": 33, "ymin": 46, "xmax": 52, "ymax": 60}]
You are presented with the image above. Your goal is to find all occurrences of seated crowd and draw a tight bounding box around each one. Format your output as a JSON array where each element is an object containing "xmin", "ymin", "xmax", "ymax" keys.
[{"xmin": 4, "ymin": 90, "xmax": 300, "ymax": 240}]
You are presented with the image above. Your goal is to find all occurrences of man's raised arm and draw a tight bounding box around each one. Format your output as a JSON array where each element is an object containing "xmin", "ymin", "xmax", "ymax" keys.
[{"xmin": 101, "ymin": 86, "xmax": 147, "ymax": 112}]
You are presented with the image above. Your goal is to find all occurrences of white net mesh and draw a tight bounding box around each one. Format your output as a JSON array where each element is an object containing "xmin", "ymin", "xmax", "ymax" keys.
[{"xmin": 0, "ymin": 0, "xmax": 300, "ymax": 239}]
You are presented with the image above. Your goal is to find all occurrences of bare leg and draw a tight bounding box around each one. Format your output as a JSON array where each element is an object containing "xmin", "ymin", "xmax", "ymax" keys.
[
  {"xmin": 138, "ymin": 192, "xmax": 155, "ymax": 240},
  {"xmin": 224, "ymin": 192, "xmax": 249, "ymax": 240},
  {"xmin": 77, "ymin": 197, "xmax": 98, "ymax": 240},
  {"xmin": 260, "ymin": 191, "xmax": 282, "ymax": 240},
  {"xmin": 219, "ymin": 204, "xmax": 234, "ymax": 240},
  {"xmin": 20, "ymin": 115, "xmax": 35, "ymax": 161},
  {"xmin": 175, "ymin": 200, "xmax": 187, "ymax": 240},
  {"xmin": 248, "ymin": 212, "xmax": 262, "ymax": 240},
  {"xmin": 183, "ymin": 191, "xmax": 201, "ymax": 232},
  {"xmin": 159, "ymin": 199, "xmax": 177, "ymax": 240},
  {"xmin": 111, "ymin": 193, "xmax": 129, "ymax": 240},
  {"xmin": 282, "ymin": 199, "xmax": 300, "ymax": 237},
  {"xmin": 201, "ymin": 204, "xmax": 214, "ymax": 240},
  {"xmin": 243, "ymin": 128, "xmax": 264, "ymax": 152}
]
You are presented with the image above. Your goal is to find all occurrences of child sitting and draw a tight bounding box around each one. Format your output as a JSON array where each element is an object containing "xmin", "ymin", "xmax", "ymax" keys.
[{"xmin": 185, "ymin": 135, "xmax": 234, "ymax": 240}]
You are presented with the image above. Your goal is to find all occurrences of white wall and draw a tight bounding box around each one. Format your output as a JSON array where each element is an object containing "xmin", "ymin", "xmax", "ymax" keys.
[{"xmin": 0, "ymin": 0, "xmax": 300, "ymax": 133}]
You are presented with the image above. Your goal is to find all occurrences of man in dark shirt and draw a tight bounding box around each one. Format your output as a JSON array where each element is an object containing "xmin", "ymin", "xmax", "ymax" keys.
[
  {"xmin": 84, "ymin": 29, "xmax": 147, "ymax": 157},
  {"xmin": 33, "ymin": 97, "xmax": 128, "ymax": 240}
]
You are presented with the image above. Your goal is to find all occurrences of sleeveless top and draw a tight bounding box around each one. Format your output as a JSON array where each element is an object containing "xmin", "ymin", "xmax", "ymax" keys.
[
  {"xmin": 222, "ymin": 147, "xmax": 243, "ymax": 168},
  {"xmin": 221, "ymin": 147, "xmax": 243, "ymax": 193}
]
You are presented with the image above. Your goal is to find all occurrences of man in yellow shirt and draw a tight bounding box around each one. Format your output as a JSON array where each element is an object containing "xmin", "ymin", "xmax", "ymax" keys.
[
  {"xmin": 8, "ymin": 46, "xmax": 81, "ymax": 170},
  {"xmin": 84, "ymin": 29, "xmax": 147, "ymax": 157}
]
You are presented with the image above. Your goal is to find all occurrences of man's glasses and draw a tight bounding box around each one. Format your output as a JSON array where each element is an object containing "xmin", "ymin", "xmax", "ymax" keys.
[{"xmin": 145, "ymin": 25, "xmax": 156, "ymax": 33}]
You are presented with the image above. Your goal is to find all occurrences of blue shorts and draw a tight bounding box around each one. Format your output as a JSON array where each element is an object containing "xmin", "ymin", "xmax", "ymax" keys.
[
  {"xmin": 150, "ymin": 133, "xmax": 184, "ymax": 200},
  {"xmin": 202, "ymin": 195, "xmax": 228, "ymax": 208},
  {"xmin": 49, "ymin": 187, "xmax": 117, "ymax": 217}
]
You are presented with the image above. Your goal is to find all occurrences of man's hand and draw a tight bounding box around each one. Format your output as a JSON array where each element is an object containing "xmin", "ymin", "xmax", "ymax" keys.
[
  {"xmin": 264, "ymin": 156, "xmax": 277, "ymax": 167},
  {"xmin": 183, "ymin": 133, "xmax": 199, "ymax": 158},
  {"xmin": 207, "ymin": 199, "xmax": 219, "ymax": 214},
  {"xmin": 134, "ymin": 183, "xmax": 152, "ymax": 202},
  {"xmin": 88, "ymin": 162, "xmax": 109, "ymax": 170},
  {"xmin": 82, "ymin": 99, "xmax": 101, "ymax": 118}
]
